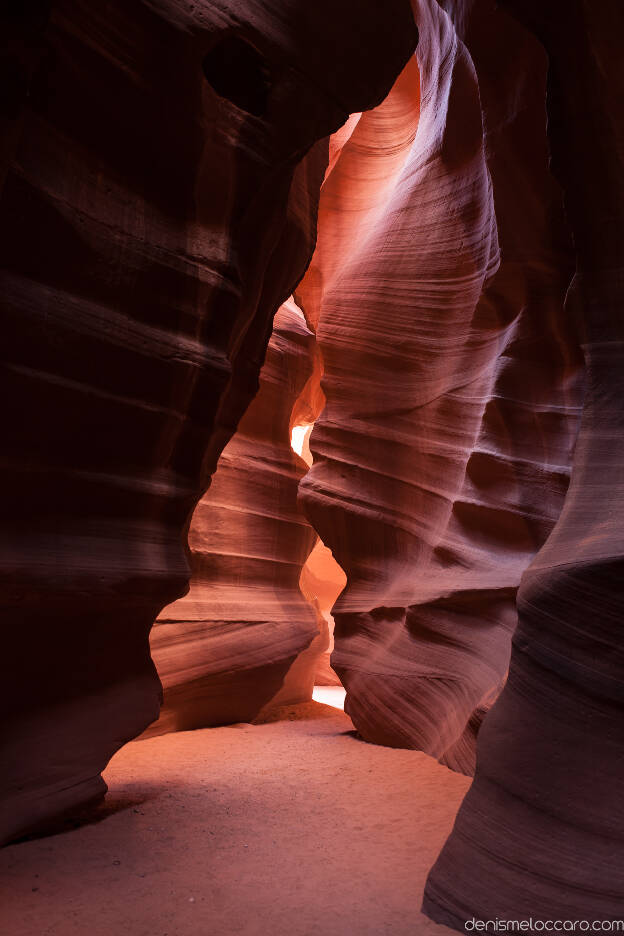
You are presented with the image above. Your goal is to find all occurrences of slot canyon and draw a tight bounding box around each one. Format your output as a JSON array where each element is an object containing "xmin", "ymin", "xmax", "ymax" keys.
[{"xmin": 1, "ymin": 1, "xmax": 623, "ymax": 934}]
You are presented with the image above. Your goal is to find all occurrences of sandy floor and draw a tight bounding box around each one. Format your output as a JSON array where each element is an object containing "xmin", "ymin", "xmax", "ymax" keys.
[{"xmin": 1, "ymin": 703, "xmax": 470, "ymax": 936}]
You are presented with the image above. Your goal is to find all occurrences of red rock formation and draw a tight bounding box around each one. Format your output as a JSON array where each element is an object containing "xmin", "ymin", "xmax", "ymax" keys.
[
  {"xmin": 148, "ymin": 300, "xmax": 320, "ymax": 733},
  {"xmin": 300, "ymin": 539, "xmax": 346, "ymax": 687},
  {"xmin": 291, "ymin": 402, "xmax": 347, "ymax": 689},
  {"xmin": 298, "ymin": 0, "xmax": 583, "ymax": 772},
  {"xmin": 0, "ymin": 0, "xmax": 417, "ymax": 842},
  {"xmin": 424, "ymin": 0, "xmax": 624, "ymax": 927}
]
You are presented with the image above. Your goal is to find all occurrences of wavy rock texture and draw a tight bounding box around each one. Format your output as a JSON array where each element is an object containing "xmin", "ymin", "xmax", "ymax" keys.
[
  {"xmin": 0, "ymin": 0, "xmax": 417, "ymax": 842},
  {"xmin": 292, "ymin": 418, "xmax": 347, "ymax": 688},
  {"xmin": 298, "ymin": 0, "xmax": 583, "ymax": 773},
  {"xmin": 147, "ymin": 300, "xmax": 321, "ymax": 734},
  {"xmin": 300, "ymin": 539, "xmax": 346, "ymax": 687},
  {"xmin": 424, "ymin": 0, "xmax": 624, "ymax": 927}
]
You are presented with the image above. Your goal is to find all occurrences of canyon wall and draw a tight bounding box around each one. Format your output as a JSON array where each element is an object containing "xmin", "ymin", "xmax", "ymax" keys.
[
  {"xmin": 4, "ymin": 0, "xmax": 621, "ymax": 921},
  {"xmin": 148, "ymin": 299, "xmax": 321, "ymax": 735},
  {"xmin": 299, "ymin": 539, "xmax": 346, "ymax": 688},
  {"xmin": 424, "ymin": 0, "xmax": 624, "ymax": 926},
  {"xmin": 0, "ymin": 0, "xmax": 416, "ymax": 843},
  {"xmin": 297, "ymin": 0, "xmax": 584, "ymax": 773},
  {"xmin": 291, "ymin": 397, "xmax": 346, "ymax": 689}
]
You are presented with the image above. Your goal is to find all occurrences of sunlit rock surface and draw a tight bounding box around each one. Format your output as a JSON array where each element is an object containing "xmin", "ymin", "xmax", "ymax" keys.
[
  {"xmin": 287, "ymin": 391, "xmax": 347, "ymax": 690},
  {"xmin": 300, "ymin": 539, "xmax": 346, "ymax": 687},
  {"xmin": 0, "ymin": 0, "xmax": 416, "ymax": 842},
  {"xmin": 148, "ymin": 300, "xmax": 321, "ymax": 733},
  {"xmin": 298, "ymin": 0, "xmax": 583, "ymax": 773},
  {"xmin": 424, "ymin": 0, "xmax": 624, "ymax": 927}
]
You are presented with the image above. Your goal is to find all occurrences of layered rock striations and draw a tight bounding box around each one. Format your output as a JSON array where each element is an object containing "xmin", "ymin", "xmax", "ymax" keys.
[
  {"xmin": 148, "ymin": 300, "xmax": 321, "ymax": 734},
  {"xmin": 424, "ymin": 0, "xmax": 624, "ymax": 926},
  {"xmin": 299, "ymin": 538, "xmax": 346, "ymax": 688},
  {"xmin": 290, "ymin": 405, "xmax": 347, "ymax": 689},
  {"xmin": 298, "ymin": 0, "xmax": 583, "ymax": 772},
  {"xmin": 0, "ymin": 0, "xmax": 416, "ymax": 842}
]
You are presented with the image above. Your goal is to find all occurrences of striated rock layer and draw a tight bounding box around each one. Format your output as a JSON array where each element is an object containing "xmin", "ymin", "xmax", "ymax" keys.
[
  {"xmin": 300, "ymin": 539, "xmax": 346, "ymax": 688},
  {"xmin": 424, "ymin": 0, "xmax": 624, "ymax": 927},
  {"xmin": 0, "ymin": 0, "xmax": 417, "ymax": 842},
  {"xmin": 298, "ymin": 0, "xmax": 583, "ymax": 772},
  {"xmin": 291, "ymin": 409, "xmax": 347, "ymax": 689},
  {"xmin": 147, "ymin": 300, "xmax": 321, "ymax": 735}
]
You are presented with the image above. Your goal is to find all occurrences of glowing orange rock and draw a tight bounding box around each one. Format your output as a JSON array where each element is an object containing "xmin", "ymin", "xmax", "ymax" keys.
[
  {"xmin": 148, "ymin": 301, "xmax": 321, "ymax": 732},
  {"xmin": 298, "ymin": 0, "xmax": 582, "ymax": 773}
]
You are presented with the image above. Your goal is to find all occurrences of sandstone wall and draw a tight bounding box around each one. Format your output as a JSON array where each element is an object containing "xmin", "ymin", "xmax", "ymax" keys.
[
  {"xmin": 148, "ymin": 300, "xmax": 321, "ymax": 734},
  {"xmin": 298, "ymin": 0, "xmax": 583, "ymax": 773},
  {"xmin": 0, "ymin": 0, "xmax": 416, "ymax": 842},
  {"xmin": 424, "ymin": 0, "xmax": 624, "ymax": 926}
]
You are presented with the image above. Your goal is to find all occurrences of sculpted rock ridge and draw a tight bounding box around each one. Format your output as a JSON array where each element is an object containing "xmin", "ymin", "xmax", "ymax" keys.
[
  {"xmin": 2, "ymin": 0, "xmax": 623, "ymax": 926},
  {"xmin": 297, "ymin": 0, "xmax": 583, "ymax": 773},
  {"xmin": 0, "ymin": 0, "xmax": 416, "ymax": 842},
  {"xmin": 423, "ymin": 0, "xmax": 624, "ymax": 927},
  {"xmin": 148, "ymin": 299, "xmax": 321, "ymax": 734}
]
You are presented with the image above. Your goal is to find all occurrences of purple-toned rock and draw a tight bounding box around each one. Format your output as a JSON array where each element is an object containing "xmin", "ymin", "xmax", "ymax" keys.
[
  {"xmin": 298, "ymin": 0, "xmax": 582, "ymax": 772},
  {"xmin": 424, "ymin": 0, "xmax": 624, "ymax": 928}
]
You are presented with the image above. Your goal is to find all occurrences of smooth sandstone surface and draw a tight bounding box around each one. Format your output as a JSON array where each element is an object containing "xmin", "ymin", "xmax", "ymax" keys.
[
  {"xmin": 147, "ymin": 300, "xmax": 321, "ymax": 735},
  {"xmin": 424, "ymin": 0, "xmax": 624, "ymax": 928},
  {"xmin": 0, "ymin": 0, "xmax": 417, "ymax": 842},
  {"xmin": 3, "ymin": 0, "xmax": 623, "ymax": 928},
  {"xmin": 300, "ymin": 538, "xmax": 346, "ymax": 688},
  {"xmin": 298, "ymin": 0, "xmax": 583, "ymax": 773}
]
